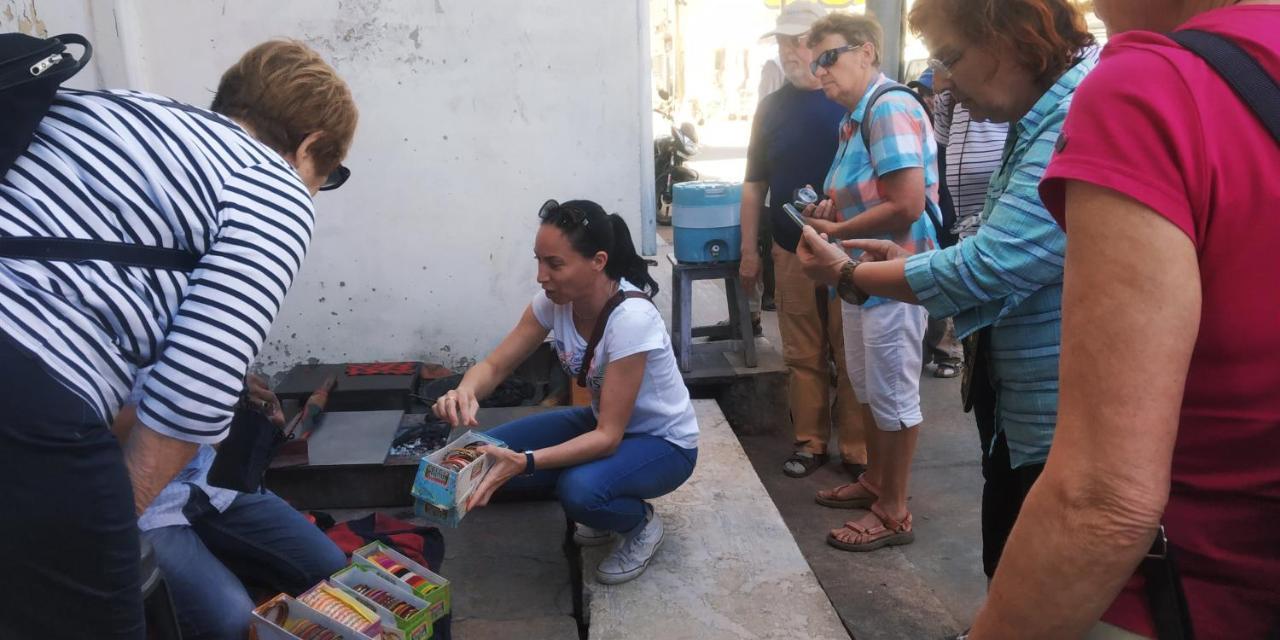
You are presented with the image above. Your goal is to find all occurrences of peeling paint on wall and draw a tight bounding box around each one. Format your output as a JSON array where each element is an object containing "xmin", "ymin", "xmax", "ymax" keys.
[{"xmin": 0, "ymin": 0, "xmax": 49, "ymax": 35}]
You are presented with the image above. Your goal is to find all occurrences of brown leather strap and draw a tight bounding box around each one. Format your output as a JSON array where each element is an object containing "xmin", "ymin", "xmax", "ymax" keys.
[{"xmin": 577, "ymin": 290, "xmax": 651, "ymax": 388}]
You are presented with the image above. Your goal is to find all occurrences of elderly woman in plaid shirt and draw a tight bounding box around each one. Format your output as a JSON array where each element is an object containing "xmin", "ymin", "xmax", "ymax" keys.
[{"xmin": 797, "ymin": 12, "xmax": 941, "ymax": 553}]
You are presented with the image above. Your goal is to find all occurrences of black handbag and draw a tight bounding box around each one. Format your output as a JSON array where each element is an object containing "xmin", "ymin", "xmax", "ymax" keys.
[
  {"xmin": 0, "ymin": 31, "xmax": 91, "ymax": 178},
  {"xmin": 206, "ymin": 400, "xmax": 291, "ymax": 493}
]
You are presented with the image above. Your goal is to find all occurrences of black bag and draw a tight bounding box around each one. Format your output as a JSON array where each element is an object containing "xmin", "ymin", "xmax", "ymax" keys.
[
  {"xmin": 206, "ymin": 400, "xmax": 291, "ymax": 493},
  {"xmin": 0, "ymin": 32, "xmax": 91, "ymax": 178},
  {"xmin": 858, "ymin": 82, "xmax": 953, "ymax": 248}
]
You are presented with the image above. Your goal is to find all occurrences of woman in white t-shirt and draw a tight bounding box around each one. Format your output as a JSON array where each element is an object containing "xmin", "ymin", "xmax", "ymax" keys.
[{"xmin": 433, "ymin": 199, "xmax": 698, "ymax": 585}]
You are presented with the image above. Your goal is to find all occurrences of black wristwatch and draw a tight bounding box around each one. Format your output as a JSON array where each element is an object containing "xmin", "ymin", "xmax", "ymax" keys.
[
  {"xmin": 522, "ymin": 450, "xmax": 536, "ymax": 476},
  {"xmin": 836, "ymin": 259, "xmax": 869, "ymax": 305}
]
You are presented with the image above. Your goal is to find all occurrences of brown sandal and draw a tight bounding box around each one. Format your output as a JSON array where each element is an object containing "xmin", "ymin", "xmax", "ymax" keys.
[
  {"xmin": 815, "ymin": 475, "xmax": 878, "ymax": 509},
  {"xmin": 826, "ymin": 504, "xmax": 914, "ymax": 552}
]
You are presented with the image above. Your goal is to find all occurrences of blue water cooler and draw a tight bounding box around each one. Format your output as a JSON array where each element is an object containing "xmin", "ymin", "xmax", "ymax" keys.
[{"xmin": 671, "ymin": 181, "xmax": 742, "ymax": 263}]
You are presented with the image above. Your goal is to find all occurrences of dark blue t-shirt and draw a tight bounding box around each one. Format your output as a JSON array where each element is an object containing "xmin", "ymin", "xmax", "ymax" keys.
[{"xmin": 745, "ymin": 83, "xmax": 847, "ymax": 252}]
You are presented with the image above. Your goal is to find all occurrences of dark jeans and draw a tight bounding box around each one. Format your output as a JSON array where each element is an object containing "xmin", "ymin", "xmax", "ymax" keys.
[
  {"xmin": 144, "ymin": 488, "xmax": 347, "ymax": 640},
  {"xmin": 971, "ymin": 334, "xmax": 1045, "ymax": 578},
  {"xmin": 487, "ymin": 407, "xmax": 697, "ymax": 534},
  {"xmin": 0, "ymin": 336, "xmax": 144, "ymax": 639}
]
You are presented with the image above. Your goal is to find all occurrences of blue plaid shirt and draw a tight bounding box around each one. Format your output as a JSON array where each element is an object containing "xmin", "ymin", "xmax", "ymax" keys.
[
  {"xmin": 824, "ymin": 73, "xmax": 940, "ymax": 308},
  {"xmin": 903, "ymin": 53, "xmax": 1097, "ymax": 468}
]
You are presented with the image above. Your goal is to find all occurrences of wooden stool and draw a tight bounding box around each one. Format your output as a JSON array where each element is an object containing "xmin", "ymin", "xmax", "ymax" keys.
[{"xmin": 667, "ymin": 254, "xmax": 758, "ymax": 373}]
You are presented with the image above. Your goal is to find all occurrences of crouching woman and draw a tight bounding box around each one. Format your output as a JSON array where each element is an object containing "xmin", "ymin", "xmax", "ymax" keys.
[{"xmin": 433, "ymin": 199, "xmax": 698, "ymax": 585}]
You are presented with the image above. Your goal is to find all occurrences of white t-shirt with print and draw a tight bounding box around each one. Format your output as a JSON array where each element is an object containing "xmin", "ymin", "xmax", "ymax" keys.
[{"xmin": 531, "ymin": 280, "xmax": 698, "ymax": 449}]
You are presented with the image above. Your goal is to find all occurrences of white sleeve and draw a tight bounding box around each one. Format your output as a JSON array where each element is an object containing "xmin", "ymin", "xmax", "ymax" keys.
[
  {"xmin": 602, "ymin": 302, "xmax": 665, "ymax": 363},
  {"xmin": 530, "ymin": 291, "xmax": 554, "ymax": 330}
]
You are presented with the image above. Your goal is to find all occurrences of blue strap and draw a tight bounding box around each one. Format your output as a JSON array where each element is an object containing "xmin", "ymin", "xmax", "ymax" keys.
[
  {"xmin": 1170, "ymin": 29, "xmax": 1280, "ymax": 144},
  {"xmin": 0, "ymin": 237, "xmax": 197, "ymax": 271}
]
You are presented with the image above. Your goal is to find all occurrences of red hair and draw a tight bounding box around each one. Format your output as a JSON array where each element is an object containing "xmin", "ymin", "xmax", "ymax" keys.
[{"xmin": 908, "ymin": 0, "xmax": 1095, "ymax": 86}]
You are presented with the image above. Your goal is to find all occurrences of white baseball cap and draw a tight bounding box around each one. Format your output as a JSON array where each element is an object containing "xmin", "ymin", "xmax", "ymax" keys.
[{"xmin": 761, "ymin": 1, "xmax": 829, "ymax": 38}]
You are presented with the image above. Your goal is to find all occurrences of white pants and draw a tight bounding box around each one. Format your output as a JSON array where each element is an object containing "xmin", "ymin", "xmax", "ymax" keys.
[{"xmin": 841, "ymin": 300, "xmax": 927, "ymax": 431}]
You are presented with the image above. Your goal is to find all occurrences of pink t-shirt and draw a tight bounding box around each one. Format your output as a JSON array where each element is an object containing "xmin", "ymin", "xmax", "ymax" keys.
[{"xmin": 1040, "ymin": 5, "xmax": 1280, "ymax": 638}]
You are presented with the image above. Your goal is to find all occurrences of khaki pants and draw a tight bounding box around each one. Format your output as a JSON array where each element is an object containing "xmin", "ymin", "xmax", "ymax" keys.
[{"xmin": 773, "ymin": 245, "xmax": 867, "ymax": 463}]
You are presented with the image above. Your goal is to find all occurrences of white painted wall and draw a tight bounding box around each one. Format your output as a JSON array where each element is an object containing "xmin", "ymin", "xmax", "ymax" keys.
[{"xmin": 8, "ymin": 0, "xmax": 652, "ymax": 373}]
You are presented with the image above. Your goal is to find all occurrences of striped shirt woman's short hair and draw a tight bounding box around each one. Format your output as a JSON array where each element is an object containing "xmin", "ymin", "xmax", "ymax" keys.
[{"xmin": 211, "ymin": 39, "xmax": 357, "ymax": 175}]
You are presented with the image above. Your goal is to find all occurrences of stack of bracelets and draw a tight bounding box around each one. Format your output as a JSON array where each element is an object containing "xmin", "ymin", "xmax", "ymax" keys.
[
  {"xmin": 366, "ymin": 551, "xmax": 439, "ymax": 597},
  {"xmin": 440, "ymin": 442, "xmax": 484, "ymax": 471},
  {"xmin": 258, "ymin": 598, "xmax": 342, "ymax": 640},
  {"xmin": 282, "ymin": 618, "xmax": 341, "ymax": 640},
  {"xmin": 298, "ymin": 585, "xmax": 377, "ymax": 632},
  {"xmin": 352, "ymin": 583, "xmax": 420, "ymax": 619}
]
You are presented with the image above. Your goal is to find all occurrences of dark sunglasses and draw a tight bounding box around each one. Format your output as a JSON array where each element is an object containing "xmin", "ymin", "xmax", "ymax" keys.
[
  {"xmin": 318, "ymin": 164, "xmax": 350, "ymax": 191},
  {"xmin": 538, "ymin": 198, "xmax": 591, "ymax": 229},
  {"xmin": 809, "ymin": 43, "xmax": 862, "ymax": 76}
]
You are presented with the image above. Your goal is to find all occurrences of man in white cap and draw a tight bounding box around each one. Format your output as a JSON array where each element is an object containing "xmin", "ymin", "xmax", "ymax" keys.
[{"xmin": 741, "ymin": 0, "xmax": 868, "ymax": 479}]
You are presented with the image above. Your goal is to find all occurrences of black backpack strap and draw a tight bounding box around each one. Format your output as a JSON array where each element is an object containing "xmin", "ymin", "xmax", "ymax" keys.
[
  {"xmin": 1140, "ymin": 525, "xmax": 1196, "ymax": 640},
  {"xmin": 859, "ymin": 82, "xmax": 949, "ymax": 247},
  {"xmin": 1169, "ymin": 29, "xmax": 1280, "ymax": 144},
  {"xmin": 577, "ymin": 291, "xmax": 651, "ymax": 388},
  {"xmin": 0, "ymin": 237, "xmax": 198, "ymax": 271}
]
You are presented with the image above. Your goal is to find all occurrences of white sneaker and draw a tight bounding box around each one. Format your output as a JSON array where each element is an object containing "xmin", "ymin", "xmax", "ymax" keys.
[
  {"xmin": 594, "ymin": 504, "xmax": 664, "ymax": 585},
  {"xmin": 573, "ymin": 523, "xmax": 615, "ymax": 547}
]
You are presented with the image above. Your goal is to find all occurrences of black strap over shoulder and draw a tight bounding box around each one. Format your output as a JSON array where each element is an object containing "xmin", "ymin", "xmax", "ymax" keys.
[
  {"xmin": 0, "ymin": 237, "xmax": 198, "ymax": 272},
  {"xmin": 858, "ymin": 82, "xmax": 949, "ymax": 247},
  {"xmin": 577, "ymin": 290, "xmax": 652, "ymax": 388},
  {"xmin": 1169, "ymin": 29, "xmax": 1280, "ymax": 144}
]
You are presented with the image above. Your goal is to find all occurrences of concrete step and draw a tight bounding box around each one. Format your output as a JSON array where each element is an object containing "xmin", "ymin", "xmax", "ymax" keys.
[{"xmin": 581, "ymin": 400, "xmax": 848, "ymax": 640}]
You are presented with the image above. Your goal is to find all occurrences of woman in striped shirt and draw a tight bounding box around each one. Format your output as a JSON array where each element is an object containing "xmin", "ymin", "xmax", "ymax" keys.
[
  {"xmin": 797, "ymin": 0, "xmax": 1096, "ymax": 582},
  {"xmin": 0, "ymin": 40, "xmax": 356, "ymax": 638}
]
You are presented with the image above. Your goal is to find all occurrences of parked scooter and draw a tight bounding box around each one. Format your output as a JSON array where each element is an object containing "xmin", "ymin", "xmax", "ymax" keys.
[{"xmin": 653, "ymin": 89, "xmax": 699, "ymax": 225}]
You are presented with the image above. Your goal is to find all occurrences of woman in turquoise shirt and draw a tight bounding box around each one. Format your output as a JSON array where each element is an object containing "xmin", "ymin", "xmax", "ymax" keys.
[{"xmin": 797, "ymin": 0, "xmax": 1096, "ymax": 581}]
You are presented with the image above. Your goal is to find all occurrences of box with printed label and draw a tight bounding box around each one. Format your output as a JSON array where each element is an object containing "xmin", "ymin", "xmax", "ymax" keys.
[
  {"xmin": 351, "ymin": 541, "xmax": 451, "ymax": 624},
  {"xmin": 332, "ymin": 564, "xmax": 433, "ymax": 640},
  {"xmin": 410, "ymin": 430, "xmax": 505, "ymax": 518},
  {"xmin": 251, "ymin": 593, "xmax": 373, "ymax": 640}
]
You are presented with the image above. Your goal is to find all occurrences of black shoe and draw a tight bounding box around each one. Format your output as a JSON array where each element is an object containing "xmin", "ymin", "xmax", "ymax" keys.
[
  {"xmin": 783, "ymin": 452, "xmax": 828, "ymax": 478},
  {"xmin": 761, "ymin": 294, "xmax": 776, "ymax": 312}
]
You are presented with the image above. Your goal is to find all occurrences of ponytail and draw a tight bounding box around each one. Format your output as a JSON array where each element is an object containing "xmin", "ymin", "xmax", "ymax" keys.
[{"xmin": 604, "ymin": 214, "xmax": 660, "ymax": 297}]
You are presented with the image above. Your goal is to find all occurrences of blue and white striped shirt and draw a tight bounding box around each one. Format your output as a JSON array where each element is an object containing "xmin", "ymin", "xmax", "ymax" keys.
[
  {"xmin": 0, "ymin": 90, "xmax": 314, "ymax": 444},
  {"xmin": 904, "ymin": 53, "xmax": 1097, "ymax": 468}
]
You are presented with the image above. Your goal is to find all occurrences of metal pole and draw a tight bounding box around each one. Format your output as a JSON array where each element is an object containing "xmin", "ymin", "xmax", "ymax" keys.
[{"xmin": 865, "ymin": 0, "xmax": 905, "ymax": 81}]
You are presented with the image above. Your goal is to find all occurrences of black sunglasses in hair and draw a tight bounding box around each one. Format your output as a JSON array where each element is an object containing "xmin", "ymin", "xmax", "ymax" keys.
[
  {"xmin": 809, "ymin": 43, "xmax": 863, "ymax": 76},
  {"xmin": 537, "ymin": 199, "xmax": 591, "ymax": 229},
  {"xmin": 318, "ymin": 164, "xmax": 350, "ymax": 192}
]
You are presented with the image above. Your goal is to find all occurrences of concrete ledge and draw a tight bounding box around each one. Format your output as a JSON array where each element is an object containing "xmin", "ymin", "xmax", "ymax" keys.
[{"xmin": 583, "ymin": 400, "xmax": 848, "ymax": 640}]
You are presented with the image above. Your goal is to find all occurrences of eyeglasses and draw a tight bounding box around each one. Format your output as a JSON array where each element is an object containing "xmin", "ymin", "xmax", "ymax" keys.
[
  {"xmin": 926, "ymin": 49, "xmax": 965, "ymax": 78},
  {"xmin": 538, "ymin": 199, "xmax": 590, "ymax": 229},
  {"xmin": 318, "ymin": 164, "xmax": 350, "ymax": 191},
  {"xmin": 809, "ymin": 43, "xmax": 862, "ymax": 76}
]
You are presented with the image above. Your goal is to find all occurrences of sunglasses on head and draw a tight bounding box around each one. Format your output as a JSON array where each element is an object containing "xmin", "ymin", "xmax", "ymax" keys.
[
  {"xmin": 319, "ymin": 164, "xmax": 350, "ymax": 191},
  {"xmin": 538, "ymin": 199, "xmax": 591, "ymax": 229},
  {"xmin": 809, "ymin": 42, "xmax": 863, "ymax": 76}
]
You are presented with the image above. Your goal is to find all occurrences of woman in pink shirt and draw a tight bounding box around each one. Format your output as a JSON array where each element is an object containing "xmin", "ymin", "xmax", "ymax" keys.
[{"xmin": 963, "ymin": 1, "xmax": 1280, "ymax": 638}]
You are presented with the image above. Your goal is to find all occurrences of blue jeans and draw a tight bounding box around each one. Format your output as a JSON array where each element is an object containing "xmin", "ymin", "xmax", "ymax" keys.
[
  {"xmin": 143, "ymin": 488, "xmax": 347, "ymax": 640},
  {"xmin": 487, "ymin": 407, "xmax": 697, "ymax": 534}
]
